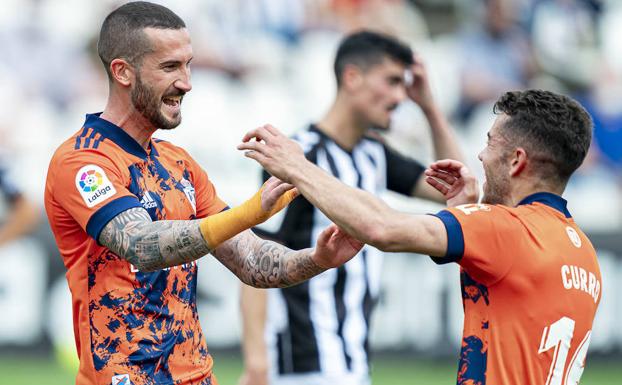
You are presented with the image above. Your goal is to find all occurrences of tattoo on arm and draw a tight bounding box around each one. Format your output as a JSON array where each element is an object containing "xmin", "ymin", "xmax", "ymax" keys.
[
  {"xmin": 98, "ymin": 207, "xmax": 210, "ymax": 272},
  {"xmin": 212, "ymin": 231, "xmax": 325, "ymax": 288}
]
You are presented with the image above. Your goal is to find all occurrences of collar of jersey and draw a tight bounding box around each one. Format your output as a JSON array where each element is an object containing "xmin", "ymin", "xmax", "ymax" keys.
[
  {"xmin": 84, "ymin": 113, "xmax": 158, "ymax": 159},
  {"xmin": 518, "ymin": 192, "xmax": 572, "ymax": 218}
]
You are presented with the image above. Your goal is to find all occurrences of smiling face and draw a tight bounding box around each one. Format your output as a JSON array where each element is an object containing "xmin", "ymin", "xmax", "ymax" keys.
[
  {"xmin": 478, "ymin": 114, "xmax": 513, "ymax": 205},
  {"xmin": 130, "ymin": 27, "xmax": 193, "ymax": 130},
  {"xmin": 348, "ymin": 57, "xmax": 407, "ymax": 130}
]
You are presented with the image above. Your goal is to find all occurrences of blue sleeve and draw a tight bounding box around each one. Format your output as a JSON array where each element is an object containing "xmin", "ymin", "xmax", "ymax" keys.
[
  {"xmin": 86, "ymin": 196, "xmax": 142, "ymax": 243},
  {"xmin": 429, "ymin": 210, "xmax": 465, "ymax": 265}
]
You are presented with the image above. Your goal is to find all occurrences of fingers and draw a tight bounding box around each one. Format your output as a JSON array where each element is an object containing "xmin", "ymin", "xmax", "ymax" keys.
[
  {"xmin": 424, "ymin": 169, "xmax": 457, "ymax": 186},
  {"xmin": 241, "ymin": 124, "xmax": 278, "ymax": 144},
  {"xmin": 429, "ymin": 159, "xmax": 466, "ymax": 175},
  {"xmin": 425, "ymin": 176, "xmax": 449, "ymax": 195},
  {"xmin": 271, "ymin": 181, "xmax": 296, "ymax": 198}
]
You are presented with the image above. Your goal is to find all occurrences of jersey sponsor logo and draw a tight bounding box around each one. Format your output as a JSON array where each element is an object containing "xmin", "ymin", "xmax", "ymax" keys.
[
  {"xmin": 140, "ymin": 191, "xmax": 158, "ymax": 210},
  {"xmin": 111, "ymin": 374, "xmax": 130, "ymax": 385},
  {"xmin": 561, "ymin": 264, "xmax": 600, "ymax": 303},
  {"xmin": 75, "ymin": 165, "xmax": 117, "ymax": 208},
  {"xmin": 566, "ymin": 226, "xmax": 582, "ymax": 248}
]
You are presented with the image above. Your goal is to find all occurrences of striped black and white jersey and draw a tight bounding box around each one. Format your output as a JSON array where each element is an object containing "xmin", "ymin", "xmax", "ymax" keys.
[{"xmin": 257, "ymin": 125, "xmax": 425, "ymax": 377}]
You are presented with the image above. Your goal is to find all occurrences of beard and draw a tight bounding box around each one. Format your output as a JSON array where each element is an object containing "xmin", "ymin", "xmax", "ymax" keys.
[
  {"xmin": 131, "ymin": 73, "xmax": 183, "ymax": 130},
  {"xmin": 481, "ymin": 167, "xmax": 510, "ymax": 205}
]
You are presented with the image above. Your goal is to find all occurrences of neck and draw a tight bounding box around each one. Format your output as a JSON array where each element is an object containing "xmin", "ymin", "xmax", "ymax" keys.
[
  {"xmin": 100, "ymin": 86, "xmax": 156, "ymax": 149},
  {"xmin": 509, "ymin": 178, "xmax": 565, "ymax": 207},
  {"xmin": 316, "ymin": 94, "xmax": 368, "ymax": 151}
]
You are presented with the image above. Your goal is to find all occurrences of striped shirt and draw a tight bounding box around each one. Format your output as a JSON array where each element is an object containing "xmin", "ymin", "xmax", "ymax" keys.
[{"xmin": 257, "ymin": 125, "xmax": 424, "ymax": 378}]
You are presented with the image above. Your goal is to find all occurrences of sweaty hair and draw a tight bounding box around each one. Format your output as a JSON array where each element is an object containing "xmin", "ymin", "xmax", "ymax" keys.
[
  {"xmin": 97, "ymin": 1, "xmax": 186, "ymax": 80},
  {"xmin": 493, "ymin": 90, "xmax": 593, "ymax": 185},
  {"xmin": 334, "ymin": 30, "xmax": 414, "ymax": 87}
]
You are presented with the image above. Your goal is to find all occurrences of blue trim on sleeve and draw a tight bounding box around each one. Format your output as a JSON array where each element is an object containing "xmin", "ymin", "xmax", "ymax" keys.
[
  {"xmin": 429, "ymin": 210, "xmax": 465, "ymax": 265},
  {"xmin": 86, "ymin": 196, "xmax": 142, "ymax": 243}
]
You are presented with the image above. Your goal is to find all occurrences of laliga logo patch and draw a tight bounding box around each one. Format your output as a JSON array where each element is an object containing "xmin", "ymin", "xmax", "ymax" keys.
[
  {"xmin": 75, "ymin": 165, "xmax": 117, "ymax": 208},
  {"xmin": 111, "ymin": 374, "xmax": 131, "ymax": 385}
]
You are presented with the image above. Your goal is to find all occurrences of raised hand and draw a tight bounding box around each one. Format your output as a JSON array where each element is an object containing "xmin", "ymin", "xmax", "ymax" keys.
[
  {"xmin": 406, "ymin": 53, "xmax": 434, "ymax": 110},
  {"xmin": 260, "ymin": 176, "xmax": 298, "ymax": 213},
  {"xmin": 424, "ymin": 159, "xmax": 479, "ymax": 207},
  {"xmin": 238, "ymin": 124, "xmax": 307, "ymax": 184},
  {"xmin": 312, "ymin": 224, "xmax": 364, "ymax": 269}
]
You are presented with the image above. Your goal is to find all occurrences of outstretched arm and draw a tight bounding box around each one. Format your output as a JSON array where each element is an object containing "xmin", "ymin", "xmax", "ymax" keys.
[
  {"xmin": 98, "ymin": 177, "xmax": 297, "ymax": 272},
  {"xmin": 212, "ymin": 224, "xmax": 363, "ymax": 288},
  {"xmin": 238, "ymin": 125, "xmax": 449, "ymax": 256}
]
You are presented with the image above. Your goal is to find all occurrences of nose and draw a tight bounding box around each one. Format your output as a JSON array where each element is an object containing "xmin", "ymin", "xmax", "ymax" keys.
[
  {"xmin": 395, "ymin": 85, "xmax": 407, "ymax": 102},
  {"xmin": 176, "ymin": 67, "xmax": 192, "ymax": 93},
  {"xmin": 477, "ymin": 149, "xmax": 484, "ymax": 162}
]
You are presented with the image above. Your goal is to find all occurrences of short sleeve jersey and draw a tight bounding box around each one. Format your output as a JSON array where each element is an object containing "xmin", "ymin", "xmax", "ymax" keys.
[
  {"xmin": 433, "ymin": 193, "xmax": 601, "ymax": 385},
  {"xmin": 44, "ymin": 113, "xmax": 227, "ymax": 385}
]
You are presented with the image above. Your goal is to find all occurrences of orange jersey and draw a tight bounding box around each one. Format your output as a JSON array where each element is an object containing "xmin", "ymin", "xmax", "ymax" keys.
[
  {"xmin": 44, "ymin": 113, "xmax": 227, "ymax": 385},
  {"xmin": 433, "ymin": 193, "xmax": 601, "ymax": 385}
]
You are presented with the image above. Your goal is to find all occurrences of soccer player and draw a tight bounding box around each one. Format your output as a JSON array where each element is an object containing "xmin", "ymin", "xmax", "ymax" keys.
[
  {"xmin": 239, "ymin": 89, "xmax": 602, "ymax": 384},
  {"xmin": 239, "ymin": 31, "xmax": 464, "ymax": 385},
  {"xmin": 44, "ymin": 2, "xmax": 362, "ymax": 385}
]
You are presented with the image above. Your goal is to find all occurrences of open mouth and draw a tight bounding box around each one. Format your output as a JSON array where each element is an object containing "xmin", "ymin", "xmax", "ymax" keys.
[{"xmin": 162, "ymin": 95, "xmax": 182, "ymax": 108}]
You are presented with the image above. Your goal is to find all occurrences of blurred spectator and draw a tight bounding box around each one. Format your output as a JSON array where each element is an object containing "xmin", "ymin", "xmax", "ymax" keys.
[
  {"xmin": 530, "ymin": 0, "xmax": 602, "ymax": 89},
  {"xmin": 0, "ymin": 165, "xmax": 39, "ymax": 247},
  {"xmin": 577, "ymin": 65, "xmax": 622, "ymax": 177},
  {"xmin": 456, "ymin": 0, "xmax": 536, "ymax": 123}
]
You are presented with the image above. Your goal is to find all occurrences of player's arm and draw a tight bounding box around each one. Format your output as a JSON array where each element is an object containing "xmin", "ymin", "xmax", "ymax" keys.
[
  {"xmin": 406, "ymin": 54, "xmax": 467, "ymax": 203},
  {"xmin": 239, "ymin": 125, "xmax": 448, "ymax": 256},
  {"xmin": 238, "ymin": 284, "xmax": 269, "ymax": 385},
  {"xmin": 0, "ymin": 194, "xmax": 40, "ymax": 246},
  {"xmin": 211, "ymin": 224, "xmax": 362, "ymax": 288},
  {"xmin": 98, "ymin": 177, "xmax": 297, "ymax": 272}
]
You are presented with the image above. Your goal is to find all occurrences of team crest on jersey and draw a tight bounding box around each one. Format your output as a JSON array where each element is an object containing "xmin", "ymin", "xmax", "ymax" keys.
[
  {"xmin": 180, "ymin": 178, "xmax": 197, "ymax": 214},
  {"xmin": 75, "ymin": 165, "xmax": 117, "ymax": 208},
  {"xmin": 111, "ymin": 374, "xmax": 130, "ymax": 385},
  {"xmin": 566, "ymin": 226, "xmax": 582, "ymax": 248}
]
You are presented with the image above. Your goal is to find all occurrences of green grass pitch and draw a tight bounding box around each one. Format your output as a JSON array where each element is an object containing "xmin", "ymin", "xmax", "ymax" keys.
[{"xmin": 0, "ymin": 354, "xmax": 618, "ymax": 384}]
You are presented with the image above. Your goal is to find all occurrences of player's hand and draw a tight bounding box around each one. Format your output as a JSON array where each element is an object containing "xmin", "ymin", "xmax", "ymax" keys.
[
  {"xmin": 238, "ymin": 124, "xmax": 308, "ymax": 184},
  {"xmin": 312, "ymin": 224, "xmax": 364, "ymax": 269},
  {"xmin": 424, "ymin": 159, "xmax": 479, "ymax": 207},
  {"xmin": 406, "ymin": 53, "xmax": 434, "ymax": 110},
  {"xmin": 260, "ymin": 176, "xmax": 298, "ymax": 212}
]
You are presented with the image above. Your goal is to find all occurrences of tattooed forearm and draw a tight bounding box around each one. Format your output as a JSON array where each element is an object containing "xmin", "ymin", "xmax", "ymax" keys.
[
  {"xmin": 212, "ymin": 231, "xmax": 325, "ymax": 288},
  {"xmin": 98, "ymin": 207, "xmax": 210, "ymax": 272}
]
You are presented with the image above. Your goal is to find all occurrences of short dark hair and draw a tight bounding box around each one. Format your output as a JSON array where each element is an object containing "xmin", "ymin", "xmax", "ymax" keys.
[
  {"xmin": 493, "ymin": 90, "xmax": 593, "ymax": 185},
  {"xmin": 334, "ymin": 31, "xmax": 414, "ymax": 87},
  {"xmin": 97, "ymin": 1, "xmax": 186, "ymax": 80}
]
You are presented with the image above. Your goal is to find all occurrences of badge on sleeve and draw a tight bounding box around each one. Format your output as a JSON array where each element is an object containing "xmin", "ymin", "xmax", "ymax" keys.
[{"xmin": 75, "ymin": 165, "xmax": 117, "ymax": 208}]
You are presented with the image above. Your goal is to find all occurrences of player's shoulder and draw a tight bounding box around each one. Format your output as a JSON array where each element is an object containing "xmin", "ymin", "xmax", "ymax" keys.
[
  {"xmin": 152, "ymin": 138, "xmax": 199, "ymax": 165},
  {"xmin": 50, "ymin": 128, "xmax": 118, "ymax": 167},
  {"xmin": 446, "ymin": 203, "xmax": 522, "ymax": 228}
]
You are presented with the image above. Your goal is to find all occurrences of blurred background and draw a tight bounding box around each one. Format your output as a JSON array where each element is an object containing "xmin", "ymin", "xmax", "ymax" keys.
[{"xmin": 0, "ymin": 0, "xmax": 621, "ymax": 384}]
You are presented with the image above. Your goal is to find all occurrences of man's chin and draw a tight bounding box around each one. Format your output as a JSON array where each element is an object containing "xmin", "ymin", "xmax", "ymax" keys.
[{"xmin": 157, "ymin": 112, "xmax": 182, "ymax": 130}]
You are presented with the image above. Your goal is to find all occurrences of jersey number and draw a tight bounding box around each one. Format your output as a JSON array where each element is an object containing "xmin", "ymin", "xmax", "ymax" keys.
[{"xmin": 538, "ymin": 317, "xmax": 592, "ymax": 385}]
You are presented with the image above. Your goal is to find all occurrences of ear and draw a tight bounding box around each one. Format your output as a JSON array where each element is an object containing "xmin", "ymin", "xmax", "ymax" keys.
[
  {"xmin": 341, "ymin": 64, "xmax": 363, "ymax": 91},
  {"xmin": 109, "ymin": 58, "xmax": 134, "ymax": 87},
  {"xmin": 509, "ymin": 147, "xmax": 527, "ymax": 177}
]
